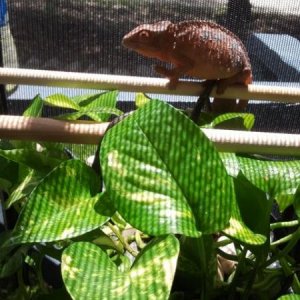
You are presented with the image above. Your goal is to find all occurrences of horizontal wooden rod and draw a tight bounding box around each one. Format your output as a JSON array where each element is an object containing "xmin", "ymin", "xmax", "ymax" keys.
[
  {"xmin": 0, "ymin": 115, "xmax": 108, "ymax": 145},
  {"xmin": 0, "ymin": 67, "xmax": 300, "ymax": 103},
  {"xmin": 0, "ymin": 115, "xmax": 299, "ymax": 156}
]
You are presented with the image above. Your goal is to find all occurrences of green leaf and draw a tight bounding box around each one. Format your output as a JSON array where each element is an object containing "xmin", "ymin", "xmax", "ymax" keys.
[
  {"xmin": 277, "ymin": 295, "xmax": 300, "ymax": 300},
  {"xmin": 206, "ymin": 113, "xmax": 255, "ymax": 130},
  {"xmin": 59, "ymin": 91, "xmax": 120, "ymax": 121},
  {"xmin": 0, "ymin": 148, "xmax": 64, "ymax": 172},
  {"xmin": 237, "ymin": 157, "xmax": 300, "ymax": 211},
  {"xmin": 0, "ymin": 247, "xmax": 25, "ymax": 278},
  {"xmin": 294, "ymin": 185, "xmax": 300, "ymax": 219},
  {"xmin": 234, "ymin": 173, "xmax": 272, "ymax": 237},
  {"xmin": 71, "ymin": 93, "xmax": 102, "ymax": 104},
  {"xmin": 84, "ymin": 107, "xmax": 122, "ymax": 121},
  {"xmin": 23, "ymin": 94, "xmax": 44, "ymax": 117},
  {"xmin": 135, "ymin": 93, "xmax": 151, "ymax": 108},
  {"xmin": 178, "ymin": 235, "xmax": 216, "ymax": 295},
  {"xmin": 55, "ymin": 111, "xmax": 84, "ymax": 121},
  {"xmin": 223, "ymin": 211, "xmax": 266, "ymax": 245},
  {"xmin": 5, "ymin": 169, "xmax": 42, "ymax": 208},
  {"xmin": 62, "ymin": 235, "xmax": 179, "ymax": 300},
  {"xmin": 57, "ymin": 107, "xmax": 122, "ymax": 121},
  {"xmin": 5, "ymin": 160, "xmax": 108, "ymax": 246},
  {"xmin": 101, "ymin": 100, "xmax": 233, "ymax": 236},
  {"xmin": 94, "ymin": 191, "xmax": 117, "ymax": 217},
  {"xmin": 218, "ymin": 158, "xmax": 267, "ymax": 245},
  {"xmin": 79, "ymin": 90, "xmax": 119, "ymax": 121},
  {"xmin": 219, "ymin": 152, "xmax": 240, "ymax": 177},
  {"xmin": 0, "ymin": 177, "xmax": 12, "ymax": 193},
  {"xmin": 44, "ymin": 94, "xmax": 80, "ymax": 110}
]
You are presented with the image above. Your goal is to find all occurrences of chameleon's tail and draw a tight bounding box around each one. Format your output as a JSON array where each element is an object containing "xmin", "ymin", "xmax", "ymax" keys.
[
  {"xmin": 190, "ymin": 80, "xmax": 216, "ymax": 123},
  {"xmin": 190, "ymin": 78, "xmax": 249, "ymax": 124}
]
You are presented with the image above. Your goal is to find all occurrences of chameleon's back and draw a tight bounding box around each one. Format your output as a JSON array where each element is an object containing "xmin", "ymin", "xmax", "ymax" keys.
[{"xmin": 168, "ymin": 20, "xmax": 252, "ymax": 83}]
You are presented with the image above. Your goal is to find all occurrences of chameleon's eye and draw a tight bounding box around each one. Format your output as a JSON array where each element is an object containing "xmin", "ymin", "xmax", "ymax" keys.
[{"xmin": 138, "ymin": 30, "xmax": 150, "ymax": 40}]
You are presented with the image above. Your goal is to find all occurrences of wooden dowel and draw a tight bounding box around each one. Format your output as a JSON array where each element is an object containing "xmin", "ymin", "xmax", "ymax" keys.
[
  {"xmin": 202, "ymin": 129, "xmax": 300, "ymax": 157},
  {"xmin": 0, "ymin": 67, "xmax": 300, "ymax": 103},
  {"xmin": 0, "ymin": 115, "xmax": 299, "ymax": 156},
  {"xmin": 0, "ymin": 115, "xmax": 108, "ymax": 145}
]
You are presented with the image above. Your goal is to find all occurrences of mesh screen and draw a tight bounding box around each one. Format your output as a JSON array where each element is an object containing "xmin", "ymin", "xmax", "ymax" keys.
[{"xmin": 1, "ymin": 0, "xmax": 300, "ymax": 132}]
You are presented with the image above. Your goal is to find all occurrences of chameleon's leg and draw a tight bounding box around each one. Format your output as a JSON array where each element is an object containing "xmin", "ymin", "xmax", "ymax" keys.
[
  {"xmin": 212, "ymin": 68, "xmax": 252, "ymax": 112},
  {"xmin": 154, "ymin": 65, "xmax": 180, "ymax": 89},
  {"xmin": 154, "ymin": 60, "xmax": 194, "ymax": 89},
  {"xmin": 216, "ymin": 67, "xmax": 252, "ymax": 93},
  {"xmin": 190, "ymin": 80, "xmax": 217, "ymax": 123}
]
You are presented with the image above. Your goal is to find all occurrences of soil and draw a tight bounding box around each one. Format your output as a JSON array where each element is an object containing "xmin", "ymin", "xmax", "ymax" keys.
[{"xmin": 7, "ymin": 0, "xmax": 300, "ymax": 79}]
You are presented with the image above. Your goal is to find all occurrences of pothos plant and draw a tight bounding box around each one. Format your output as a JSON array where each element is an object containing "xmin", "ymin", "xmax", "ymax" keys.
[{"xmin": 0, "ymin": 91, "xmax": 299, "ymax": 300}]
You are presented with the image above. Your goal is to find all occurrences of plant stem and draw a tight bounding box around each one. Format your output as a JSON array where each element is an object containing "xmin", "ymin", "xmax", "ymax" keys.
[
  {"xmin": 216, "ymin": 248, "xmax": 239, "ymax": 262},
  {"xmin": 214, "ymin": 238, "xmax": 233, "ymax": 248},
  {"xmin": 197, "ymin": 236, "xmax": 208, "ymax": 300},
  {"xmin": 135, "ymin": 230, "xmax": 147, "ymax": 249},
  {"xmin": 17, "ymin": 268, "xmax": 30, "ymax": 300},
  {"xmin": 107, "ymin": 222, "xmax": 138, "ymax": 257},
  {"xmin": 265, "ymin": 227, "xmax": 300, "ymax": 268},
  {"xmin": 271, "ymin": 232, "xmax": 295, "ymax": 247},
  {"xmin": 292, "ymin": 273, "xmax": 300, "ymax": 293},
  {"xmin": 228, "ymin": 247, "xmax": 248, "ymax": 299},
  {"xmin": 270, "ymin": 220, "xmax": 299, "ymax": 230}
]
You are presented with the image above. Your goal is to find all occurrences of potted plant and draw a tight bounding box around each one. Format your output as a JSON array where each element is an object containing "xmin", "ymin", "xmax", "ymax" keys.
[{"xmin": 0, "ymin": 91, "xmax": 299, "ymax": 299}]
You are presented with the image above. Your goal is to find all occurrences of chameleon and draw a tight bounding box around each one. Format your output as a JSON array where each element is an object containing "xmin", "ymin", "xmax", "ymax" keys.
[{"xmin": 122, "ymin": 20, "xmax": 253, "ymax": 113}]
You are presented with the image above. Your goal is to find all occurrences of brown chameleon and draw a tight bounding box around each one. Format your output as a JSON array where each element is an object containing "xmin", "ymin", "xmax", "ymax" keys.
[{"xmin": 122, "ymin": 20, "xmax": 252, "ymax": 112}]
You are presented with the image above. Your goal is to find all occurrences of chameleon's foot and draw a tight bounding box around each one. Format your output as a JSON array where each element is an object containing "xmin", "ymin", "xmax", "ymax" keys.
[{"xmin": 154, "ymin": 65, "xmax": 179, "ymax": 89}]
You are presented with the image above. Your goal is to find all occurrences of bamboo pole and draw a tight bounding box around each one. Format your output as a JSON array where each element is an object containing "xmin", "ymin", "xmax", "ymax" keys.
[
  {"xmin": 0, "ymin": 67, "xmax": 300, "ymax": 103},
  {"xmin": 0, "ymin": 115, "xmax": 299, "ymax": 156}
]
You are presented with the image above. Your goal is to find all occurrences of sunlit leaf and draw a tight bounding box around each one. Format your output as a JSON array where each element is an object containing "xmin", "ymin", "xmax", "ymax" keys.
[
  {"xmin": 71, "ymin": 93, "xmax": 103, "ymax": 104},
  {"xmin": 0, "ymin": 148, "xmax": 64, "ymax": 172},
  {"xmin": 57, "ymin": 91, "xmax": 121, "ymax": 121},
  {"xmin": 219, "ymin": 152, "xmax": 240, "ymax": 177},
  {"xmin": 5, "ymin": 169, "xmax": 42, "ymax": 208},
  {"xmin": 101, "ymin": 100, "xmax": 233, "ymax": 236},
  {"xmin": 135, "ymin": 93, "xmax": 151, "ymax": 108},
  {"xmin": 277, "ymin": 295, "xmax": 300, "ymax": 300},
  {"xmin": 79, "ymin": 90, "xmax": 119, "ymax": 121},
  {"xmin": 44, "ymin": 94, "xmax": 80, "ymax": 110},
  {"xmin": 206, "ymin": 113, "xmax": 255, "ymax": 130},
  {"xmin": 23, "ymin": 94, "xmax": 44, "ymax": 117},
  {"xmin": 222, "ymin": 174, "xmax": 266, "ymax": 245},
  {"xmin": 237, "ymin": 157, "xmax": 300, "ymax": 211},
  {"xmin": 57, "ymin": 107, "xmax": 122, "ymax": 121},
  {"xmin": 4, "ymin": 160, "xmax": 107, "ymax": 246},
  {"xmin": 62, "ymin": 235, "xmax": 179, "ymax": 300},
  {"xmin": 223, "ymin": 210, "xmax": 266, "ymax": 245}
]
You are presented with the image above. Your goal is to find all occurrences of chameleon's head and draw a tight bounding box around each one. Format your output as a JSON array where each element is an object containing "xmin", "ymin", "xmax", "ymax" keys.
[{"xmin": 122, "ymin": 21, "xmax": 173, "ymax": 58}]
